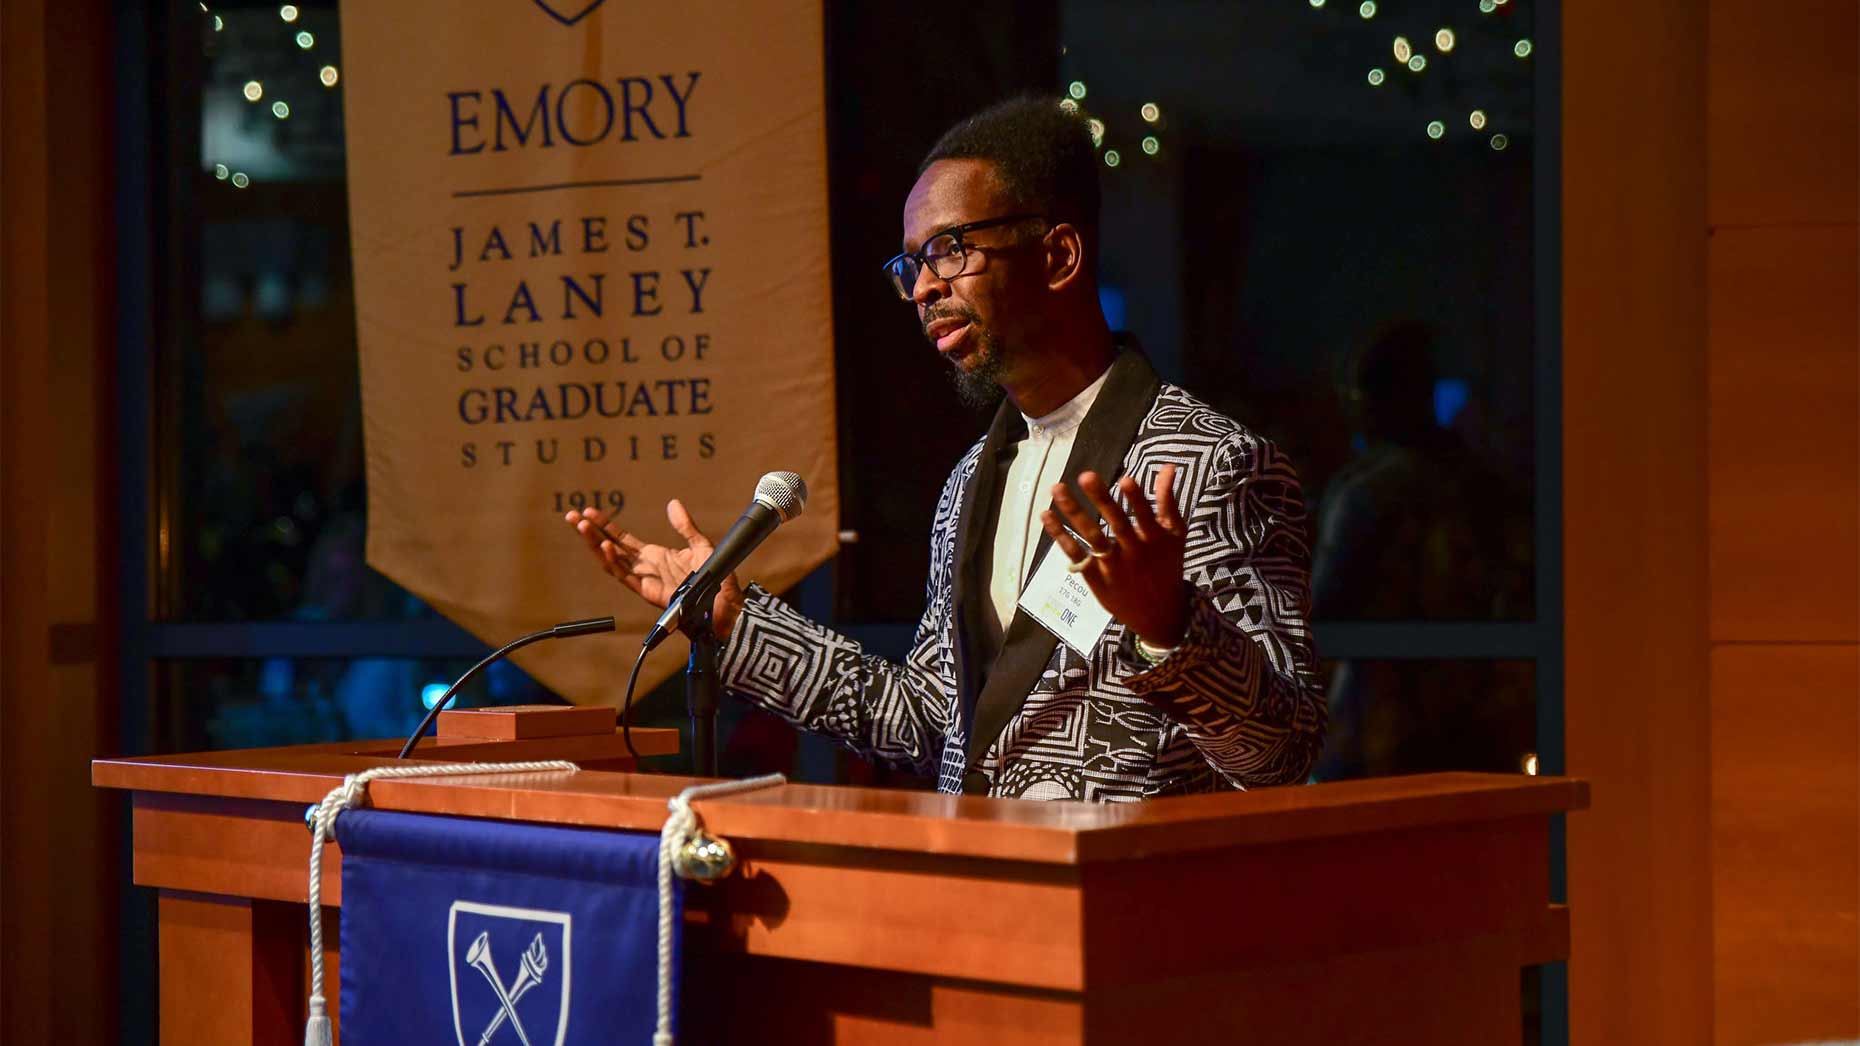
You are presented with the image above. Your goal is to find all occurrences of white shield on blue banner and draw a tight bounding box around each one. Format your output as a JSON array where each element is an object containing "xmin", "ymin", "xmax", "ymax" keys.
[{"xmin": 448, "ymin": 901, "xmax": 573, "ymax": 1046}]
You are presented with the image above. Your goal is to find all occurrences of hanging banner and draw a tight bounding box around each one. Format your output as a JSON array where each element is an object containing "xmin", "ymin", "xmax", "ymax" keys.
[
  {"xmin": 340, "ymin": 0, "xmax": 838, "ymax": 701},
  {"xmin": 335, "ymin": 810, "xmax": 675, "ymax": 1043}
]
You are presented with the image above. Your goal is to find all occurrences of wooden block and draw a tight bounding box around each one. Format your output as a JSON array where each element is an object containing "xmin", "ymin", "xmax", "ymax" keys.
[{"xmin": 435, "ymin": 703, "xmax": 615, "ymax": 740}]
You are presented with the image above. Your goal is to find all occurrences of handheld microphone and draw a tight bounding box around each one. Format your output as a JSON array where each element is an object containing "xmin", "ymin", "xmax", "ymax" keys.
[
  {"xmin": 643, "ymin": 471, "xmax": 807, "ymax": 651},
  {"xmin": 396, "ymin": 616, "xmax": 616, "ymax": 759}
]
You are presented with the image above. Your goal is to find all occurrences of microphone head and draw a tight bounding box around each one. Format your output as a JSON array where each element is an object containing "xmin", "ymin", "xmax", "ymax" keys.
[{"xmin": 752, "ymin": 471, "xmax": 807, "ymax": 522}]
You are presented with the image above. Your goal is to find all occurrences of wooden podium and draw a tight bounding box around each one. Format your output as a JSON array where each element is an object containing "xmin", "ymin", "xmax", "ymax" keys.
[{"xmin": 94, "ymin": 711, "xmax": 1585, "ymax": 1045}]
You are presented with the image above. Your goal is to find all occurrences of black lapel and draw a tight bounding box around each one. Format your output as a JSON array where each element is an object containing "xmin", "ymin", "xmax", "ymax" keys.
[
  {"xmin": 951, "ymin": 398, "xmax": 1024, "ymax": 740},
  {"xmin": 964, "ymin": 344, "xmax": 1163, "ymax": 767}
]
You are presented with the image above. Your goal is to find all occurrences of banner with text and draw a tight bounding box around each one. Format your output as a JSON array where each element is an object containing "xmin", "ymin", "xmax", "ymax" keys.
[{"xmin": 341, "ymin": 0, "xmax": 837, "ymax": 700}]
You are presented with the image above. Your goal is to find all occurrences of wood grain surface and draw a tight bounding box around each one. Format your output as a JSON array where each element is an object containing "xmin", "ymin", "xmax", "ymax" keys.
[
  {"xmin": 99, "ymin": 746, "xmax": 1585, "ymax": 864},
  {"xmin": 99, "ymin": 744, "xmax": 1583, "ymax": 1044}
]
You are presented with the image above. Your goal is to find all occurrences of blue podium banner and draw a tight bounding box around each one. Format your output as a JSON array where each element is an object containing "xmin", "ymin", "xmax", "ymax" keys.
[{"xmin": 335, "ymin": 810, "xmax": 675, "ymax": 1046}]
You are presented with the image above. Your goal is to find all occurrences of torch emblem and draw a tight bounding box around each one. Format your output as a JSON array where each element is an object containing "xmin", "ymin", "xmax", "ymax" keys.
[{"xmin": 448, "ymin": 901, "xmax": 572, "ymax": 1046}]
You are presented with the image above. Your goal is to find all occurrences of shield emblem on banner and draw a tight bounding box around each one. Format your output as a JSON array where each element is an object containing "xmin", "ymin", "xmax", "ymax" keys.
[
  {"xmin": 449, "ymin": 901, "xmax": 573, "ymax": 1046},
  {"xmin": 531, "ymin": 0, "xmax": 605, "ymax": 26}
]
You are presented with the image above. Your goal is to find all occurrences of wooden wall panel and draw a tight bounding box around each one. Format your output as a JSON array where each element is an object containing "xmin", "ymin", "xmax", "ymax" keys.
[
  {"xmin": 0, "ymin": 2, "xmax": 58, "ymax": 1041},
  {"xmin": 0, "ymin": 1, "xmax": 118, "ymax": 1042},
  {"xmin": 1707, "ymin": 0, "xmax": 1860, "ymax": 227},
  {"xmin": 1708, "ymin": 224, "xmax": 1860, "ymax": 643},
  {"xmin": 1562, "ymin": 4, "xmax": 1714, "ymax": 1044},
  {"xmin": 1711, "ymin": 643, "xmax": 1860, "ymax": 1045},
  {"xmin": 1705, "ymin": 3, "xmax": 1860, "ymax": 1044}
]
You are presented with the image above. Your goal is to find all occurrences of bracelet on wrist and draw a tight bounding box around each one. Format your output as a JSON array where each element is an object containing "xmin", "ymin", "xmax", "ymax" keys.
[{"xmin": 1133, "ymin": 635, "xmax": 1177, "ymax": 665}]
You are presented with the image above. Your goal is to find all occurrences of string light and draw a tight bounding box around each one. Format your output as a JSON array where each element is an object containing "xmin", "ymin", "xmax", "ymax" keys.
[
  {"xmin": 1087, "ymin": 118, "xmax": 1105, "ymax": 147},
  {"xmin": 1067, "ymin": 81, "xmax": 1087, "ymax": 100},
  {"xmin": 1103, "ymin": 149, "xmax": 1121, "ymax": 167},
  {"xmin": 1140, "ymin": 135, "xmax": 1160, "ymax": 155},
  {"xmin": 1309, "ymin": 1, "xmax": 1529, "ymax": 159},
  {"xmin": 279, "ymin": 4, "xmax": 298, "ymax": 21},
  {"xmin": 213, "ymin": 163, "xmax": 229, "ymax": 180},
  {"xmin": 319, "ymin": 65, "xmax": 339, "ymax": 87},
  {"xmin": 231, "ymin": 172, "xmax": 251, "ymax": 188},
  {"xmin": 296, "ymin": 30, "xmax": 314, "ymax": 49},
  {"xmin": 213, "ymin": 14, "xmax": 223, "ymax": 30},
  {"xmin": 242, "ymin": 80, "xmax": 263, "ymax": 101},
  {"xmin": 1140, "ymin": 102, "xmax": 1161, "ymax": 123},
  {"xmin": 272, "ymin": 100, "xmax": 291, "ymax": 119},
  {"xmin": 1059, "ymin": 98, "xmax": 1079, "ymax": 114}
]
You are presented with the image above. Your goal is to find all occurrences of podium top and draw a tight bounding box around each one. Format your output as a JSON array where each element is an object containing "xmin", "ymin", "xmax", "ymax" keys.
[{"xmin": 94, "ymin": 738, "xmax": 1586, "ymax": 865}]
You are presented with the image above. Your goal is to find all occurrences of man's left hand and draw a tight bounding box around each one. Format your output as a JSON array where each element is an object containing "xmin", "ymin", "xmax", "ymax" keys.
[{"xmin": 1041, "ymin": 464, "xmax": 1189, "ymax": 648}]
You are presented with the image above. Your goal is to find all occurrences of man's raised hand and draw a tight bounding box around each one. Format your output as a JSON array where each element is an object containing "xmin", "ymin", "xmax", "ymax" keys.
[
  {"xmin": 565, "ymin": 499, "xmax": 744, "ymax": 639},
  {"xmin": 1040, "ymin": 465, "xmax": 1190, "ymax": 649}
]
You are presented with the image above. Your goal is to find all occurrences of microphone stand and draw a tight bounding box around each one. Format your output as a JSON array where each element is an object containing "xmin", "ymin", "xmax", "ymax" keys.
[{"xmin": 677, "ymin": 583, "xmax": 722, "ymax": 778}]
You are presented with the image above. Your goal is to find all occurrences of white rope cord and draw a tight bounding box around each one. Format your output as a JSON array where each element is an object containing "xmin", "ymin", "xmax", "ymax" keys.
[
  {"xmin": 652, "ymin": 773, "xmax": 786, "ymax": 1046},
  {"xmin": 301, "ymin": 760, "xmax": 579, "ymax": 1046}
]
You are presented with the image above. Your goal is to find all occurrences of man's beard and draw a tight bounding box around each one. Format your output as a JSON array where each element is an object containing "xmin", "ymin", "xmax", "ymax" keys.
[{"xmin": 946, "ymin": 325, "xmax": 1008, "ymax": 409}]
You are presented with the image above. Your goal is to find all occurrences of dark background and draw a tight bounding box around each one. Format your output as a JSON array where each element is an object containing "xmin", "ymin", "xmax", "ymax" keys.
[{"xmin": 136, "ymin": 0, "xmax": 1548, "ymax": 793}]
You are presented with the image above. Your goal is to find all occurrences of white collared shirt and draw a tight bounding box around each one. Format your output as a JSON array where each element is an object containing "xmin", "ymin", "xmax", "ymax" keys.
[{"xmin": 983, "ymin": 368, "xmax": 1112, "ymax": 642}]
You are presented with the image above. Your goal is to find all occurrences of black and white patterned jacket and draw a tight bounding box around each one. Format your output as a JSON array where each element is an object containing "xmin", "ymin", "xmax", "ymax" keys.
[{"xmin": 720, "ymin": 348, "xmax": 1325, "ymax": 801}]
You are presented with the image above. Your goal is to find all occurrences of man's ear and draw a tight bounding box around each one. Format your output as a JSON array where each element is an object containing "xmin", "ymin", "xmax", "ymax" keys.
[{"xmin": 1044, "ymin": 223, "xmax": 1087, "ymax": 292}]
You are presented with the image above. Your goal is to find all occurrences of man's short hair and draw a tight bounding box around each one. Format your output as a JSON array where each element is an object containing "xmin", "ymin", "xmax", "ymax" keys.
[{"xmin": 920, "ymin": 96, "xmax": 1102, "ymax": 275}]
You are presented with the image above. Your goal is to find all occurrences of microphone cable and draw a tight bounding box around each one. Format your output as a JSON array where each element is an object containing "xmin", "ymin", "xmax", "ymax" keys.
[{"xmin": 620, "ymin": 643, "xmax": 649, "ymax": 763}]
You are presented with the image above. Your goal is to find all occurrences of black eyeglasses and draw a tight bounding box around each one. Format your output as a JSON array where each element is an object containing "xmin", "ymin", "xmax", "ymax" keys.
[{"xmin": 880, "ymin": 213, "xmax": 1047, "ymax": 300}]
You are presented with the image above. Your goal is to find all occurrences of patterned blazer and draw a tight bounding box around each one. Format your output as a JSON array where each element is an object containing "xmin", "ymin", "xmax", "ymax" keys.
[{"xmin": 720, "ymin": 348, "xmax": 1325, "ymax": 801}]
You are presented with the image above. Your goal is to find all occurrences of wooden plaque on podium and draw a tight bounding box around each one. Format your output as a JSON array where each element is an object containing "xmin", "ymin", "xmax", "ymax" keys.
[{"xmin": 94, "ymin": 728, "xmax": 1583, "ymax": 1045}]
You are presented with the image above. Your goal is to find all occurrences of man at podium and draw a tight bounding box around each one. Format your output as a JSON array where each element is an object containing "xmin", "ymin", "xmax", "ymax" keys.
[{"xmin": 570, "ymin": 97, "xmax": 1324, "ymax": 801}]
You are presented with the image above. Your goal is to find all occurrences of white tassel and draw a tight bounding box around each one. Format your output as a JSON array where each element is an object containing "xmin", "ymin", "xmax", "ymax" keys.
[
  {"xmin": 654, "ymin": 773, "xmax": 786, "ymax": 1046},
  {"xmin": 303, "ymin": 993, "xmax": 332, "ymax": 1046}
]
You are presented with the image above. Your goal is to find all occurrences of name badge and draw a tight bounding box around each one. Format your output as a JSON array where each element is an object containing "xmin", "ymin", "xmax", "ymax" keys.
[{"xmin": 1018, "ymin": 544, "xmax": 1115, "ymax": 656}]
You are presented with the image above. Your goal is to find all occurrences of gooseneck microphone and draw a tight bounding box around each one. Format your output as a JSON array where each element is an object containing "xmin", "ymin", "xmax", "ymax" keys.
[
  {"xmin": 396, "ymin": 616, "xmax": 616, "ymax": 759},
  {"xmin": 642, "ymin": 471, "xmax": 808, "ymax": 652}
]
